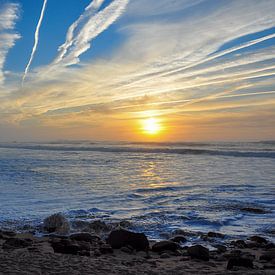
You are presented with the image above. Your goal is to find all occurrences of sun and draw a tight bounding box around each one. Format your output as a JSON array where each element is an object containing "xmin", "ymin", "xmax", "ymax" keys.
[{"xmin": 142, "ymin": 117, "xmax": 161, "ymax": 135}]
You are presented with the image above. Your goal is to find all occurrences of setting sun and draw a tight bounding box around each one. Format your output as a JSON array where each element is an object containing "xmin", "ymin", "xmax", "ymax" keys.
[{"xmin": 142, "ymin": 118, "xmax": 161, "ymax": 135}]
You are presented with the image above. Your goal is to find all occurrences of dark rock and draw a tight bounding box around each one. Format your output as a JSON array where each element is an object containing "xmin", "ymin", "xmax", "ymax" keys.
[
  {"xmin": 231, "ymin": 240, "xmax": 247, "ymax": 248},
  {"xmin": 3, "ymin": 238, "xmax": 33, "ymax": 249},
  {"xmin": 99, "ymin": 244, "xmax": 113, "ymax": 254},
  {"xmin": 227, "ymin": 257, "xmax": 253, "ymax": 270},
  {"xmin": 260, "ymin": 249, "xmax": 275, "ymax": 262},
  {"xmin": 0, "ymin": 231, "xmax": 16, "ymax": 237},
  {"xmin": 207, "ymin": 232, "xmax": 224, "ymax": 238},
  {"xmin": 214, "ymin": 244, "xmax": 227, "ymax": 253},
  {"xmin": 152, "ymin": 241, "xmax": 180, "ymax": 253},
  {"xmin": 187, "ymin": 245, "xmax": 209, "ymax": 261},
  {"xmin": 170, "ymin": 235, "xmax": 187, "ymax": 243},
  {"xmin": 51, "ymin": 239, "xmax": 90, "ymax": 255},
  {"xmin": 241, "ymin": 207, "xmax": 268, "ymax": 214},
  {"xmin": 106, "ymin": 229, "xmax": 149, "ymax": 251},
  {"xmin": 249, "ymin": 235, "xmax": 268, "ymax": 244},
  {"xmin": 43, "ymin": 213, "xmax": 70, "ymax": 234},
  {"xmin": 88, "ymin": 220, "xmax": 110, "ymax": 232},
  {"xmin": 70, "ymin": 232, "xmax": 100, "ymax": 243}
]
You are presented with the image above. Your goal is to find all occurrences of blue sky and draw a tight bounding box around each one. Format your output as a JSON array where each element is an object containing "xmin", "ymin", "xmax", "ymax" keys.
[
  {"xmin": 0, "ymin": 0, "xmax": 274, "ymax": 141},
  {"xmin": 6, "ymin": 0, "xmax": 125, "ymax": 71}
]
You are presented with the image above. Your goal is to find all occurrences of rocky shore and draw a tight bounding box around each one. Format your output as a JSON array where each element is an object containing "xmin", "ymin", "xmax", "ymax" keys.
[{"xmin": 0, "ymin": 213, "xmax": 274, "ymax": 274}]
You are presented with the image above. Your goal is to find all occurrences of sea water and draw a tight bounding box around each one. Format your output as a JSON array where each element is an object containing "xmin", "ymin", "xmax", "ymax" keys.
[{"xmin": 0, "ymin": 141, "xmax": 274, "ymax": 241}]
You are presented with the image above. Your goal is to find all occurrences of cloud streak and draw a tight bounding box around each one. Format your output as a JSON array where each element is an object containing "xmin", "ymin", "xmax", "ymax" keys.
[
  {"xmin": 22, "ymin": 0, "xmax": 47, "ymax": 85},
  {"xmin": 0, "ymin": 3, "xmax": 20, "ymax": 86},
  {"xmin": 54, "ymin": 0, "xmax": 129, "ymax": 67}
]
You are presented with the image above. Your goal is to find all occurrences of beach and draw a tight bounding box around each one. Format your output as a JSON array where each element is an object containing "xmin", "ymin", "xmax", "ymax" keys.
[{"xmin": 0, "ymin": 222, "xmax": 275, "ymax": 274}]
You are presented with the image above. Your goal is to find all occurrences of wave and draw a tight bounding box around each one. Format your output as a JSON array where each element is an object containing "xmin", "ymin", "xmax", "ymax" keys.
[{"xmin": 0, "ymin": 143, "xmax": 275, "ymax": 158}]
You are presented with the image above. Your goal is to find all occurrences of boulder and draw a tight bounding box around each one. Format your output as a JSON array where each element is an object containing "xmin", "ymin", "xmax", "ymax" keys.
[
  {"xmin": 88, "ymin": 220, "xmax": 110, "ymax": 232},
  {"xmin": 51, "ymin": 239, "xmax": 90, "ymax": 255},
  {"xmin": 249, "ymin": 235, "xmax": 268, "ymax": 244},
  {"xmin": 231, "ymin": 240, "xmax": 247, "ymax": 248},
  {"xmin": 187, "ymin": 245, "xmax": 209, "ymax": 261},
  {"xmin": 106, "ymin": 229, "xmax": 149, "ymax": 251},
  {"xmin": 43, "ymin": 213, "xmax": 70, "ymax": 234},
  {"xmin": 70, "ymin": 232, "xmax": 100, "ymax": 243},
  {"xmin": 170, "ymin": 235, "xmax": 187, "ymax": 243},
  {"xmin": 227, "ymin": 257, "xmax": 253, "ymax": 270},
  {"xmin": 3, "ymin": 238, "xmax": 33, "ymax": 249},
  {"xmin": 214, "ymin": 244, "xmax": 227, "ymax": 253},
  {"xmin": 152, "ymin": 241, "xmax": 180, "ymax": 253}
]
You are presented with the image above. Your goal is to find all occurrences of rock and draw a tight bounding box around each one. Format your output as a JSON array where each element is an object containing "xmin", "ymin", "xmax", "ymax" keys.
[
  {"xmin": 241, "ymin": 207, "xmax": 268, "ymax": 214},
  {"xmin": 152, "ymin": 241, "xmax": 180, "ymax": 253},
  {"xmin": 260, "ymin": 249, "xmax": 275, "ymax": 262},
  {"xmin": 214, "ymin": 244, "xmax": 227, "ymax": 253},
  {"xmin": 99, "ymin": 244, "xmax": 113, "ymax": 254},
  {"xmin": 70, "ymin": 232, "xmax": 100, "ymax": 243},
  {"xmin": 207, "ymin": 232, "xmax": 224, "ymax": 238},
  {"xmin": 51, "ymin": 239, "xmax": 90, "ymax": 255},
  {"xmin": 187, "ymin": 245, "xmax": 209, "ymax": 261},
  {"xmin": 106, "ymin": 229, "xmax": 149, "ymax": 251},
  {"xmin": 170, "ymin": 235, "xmax": 187, "ymax": 243},
  {"xmin": 43, "ymin": 213, "xmax": 70, "ymax": 234},
  {"xmin": 0, "ymin": 230, "xmax": 16, "ymax": 237},
  {"xmin": 3, "ymin": 238, "xmax": 33, "ymax": 249},
  {"xmin": 88, "ymin": 220, "xmax": 110, "ymax": 232},
  {"xmin": 227, "ymin": 257, "xmax": 253, "ymax": 270},
  {"xmin": 231, "ymin": 240, "xmax": 247, "ymax": 248},
  {"xmin": 249, "ymin": 235, "xmax": 268, "ymax": 244},
  {"xmin": 224, "ymin": 250, "xmax": 242, "ymax": 259}
]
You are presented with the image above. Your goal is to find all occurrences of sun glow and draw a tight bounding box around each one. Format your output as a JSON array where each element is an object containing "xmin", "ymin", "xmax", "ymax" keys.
[{"xmin": 142, "ymin": 117, "xmax": 161, "ymax": 135}]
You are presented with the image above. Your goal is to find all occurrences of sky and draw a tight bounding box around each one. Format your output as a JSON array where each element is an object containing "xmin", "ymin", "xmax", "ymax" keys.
[{"xmin": 0, "ymin": 0, "xmax": 274, "ymax": 142}]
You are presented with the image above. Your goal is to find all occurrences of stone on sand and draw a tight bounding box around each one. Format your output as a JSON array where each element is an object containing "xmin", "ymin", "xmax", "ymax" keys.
[
  {"xmin": 187, "ymin": 245, "xmax": 209, "ymax": 261},
  {"xmin": 43, "ymin": 213, "xmax": 70, "ymax": 234},
  {"xmin": 152, "ymin": 241, "xmax": 180, "ymax": 253},
  {"xmin": 106, "ymin": 229, "xmax": 149, "ymax": 251}
]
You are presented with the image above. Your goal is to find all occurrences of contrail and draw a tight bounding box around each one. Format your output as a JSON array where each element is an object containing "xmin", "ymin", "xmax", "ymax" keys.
[
  {"xmin": 55, "ymin": 0, "xmax": 129, "ymax": 67},
  {"xmin": 55, "ymin": 0, "xmax": 105, "ymax": 64},
  {"xmin": 22, "ymin": 0, "xmax": 47, "ymax": 85}
]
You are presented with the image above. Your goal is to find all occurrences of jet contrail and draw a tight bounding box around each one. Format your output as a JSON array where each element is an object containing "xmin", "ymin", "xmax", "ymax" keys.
[
  {"xmin": 22, "ymin": 0, "xmax": 47, "ymax": 85},
  {"xmin": 55, "ymin": 0, "xmax": 105, "ymax": 64},
  {"xmin": 55, "ymin": 0, "xmax": 129, "ymax": 67}
]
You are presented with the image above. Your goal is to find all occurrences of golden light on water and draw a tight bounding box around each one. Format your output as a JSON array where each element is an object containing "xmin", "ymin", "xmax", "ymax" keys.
[{"xmin": 142, "ymin": 117, "xmax": 162, "ymax": 135}]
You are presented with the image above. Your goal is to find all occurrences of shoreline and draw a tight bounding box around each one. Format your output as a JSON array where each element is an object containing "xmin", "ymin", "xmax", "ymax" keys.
[{"xmin": 0, "ymin": 214, "xmax": 274, "ymax": 274}]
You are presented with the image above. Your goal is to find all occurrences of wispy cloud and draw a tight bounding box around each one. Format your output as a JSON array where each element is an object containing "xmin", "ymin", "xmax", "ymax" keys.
[
  {"xmin": 0, "ymin": 2, "xmax": 20, "ymax": 86},
  {"xmin": 22, "ymin": 0, "xmax": 47, "ymax": 84},
  {"xmin": 53, "ymin": 0, "xmax": 129, "ymax": 67}
]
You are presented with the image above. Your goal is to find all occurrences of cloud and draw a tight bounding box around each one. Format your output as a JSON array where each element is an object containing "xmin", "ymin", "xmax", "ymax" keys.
[
  {"xmin": 53, "ymin": 0, "xmax": 129, "ymax": 67},
  {"xmin": 0, "ymin": 2, "xmax": 20, "ymax": 86},
  {"xmin": 22, "ymin": 0, "xmax": 48, "ymax": 84}
]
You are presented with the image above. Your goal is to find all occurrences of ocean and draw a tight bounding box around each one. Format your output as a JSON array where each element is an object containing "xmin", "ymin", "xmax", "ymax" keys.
[{"xmin": 0, "ymin": 141, "xmax": 274, "ymax": 241}]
